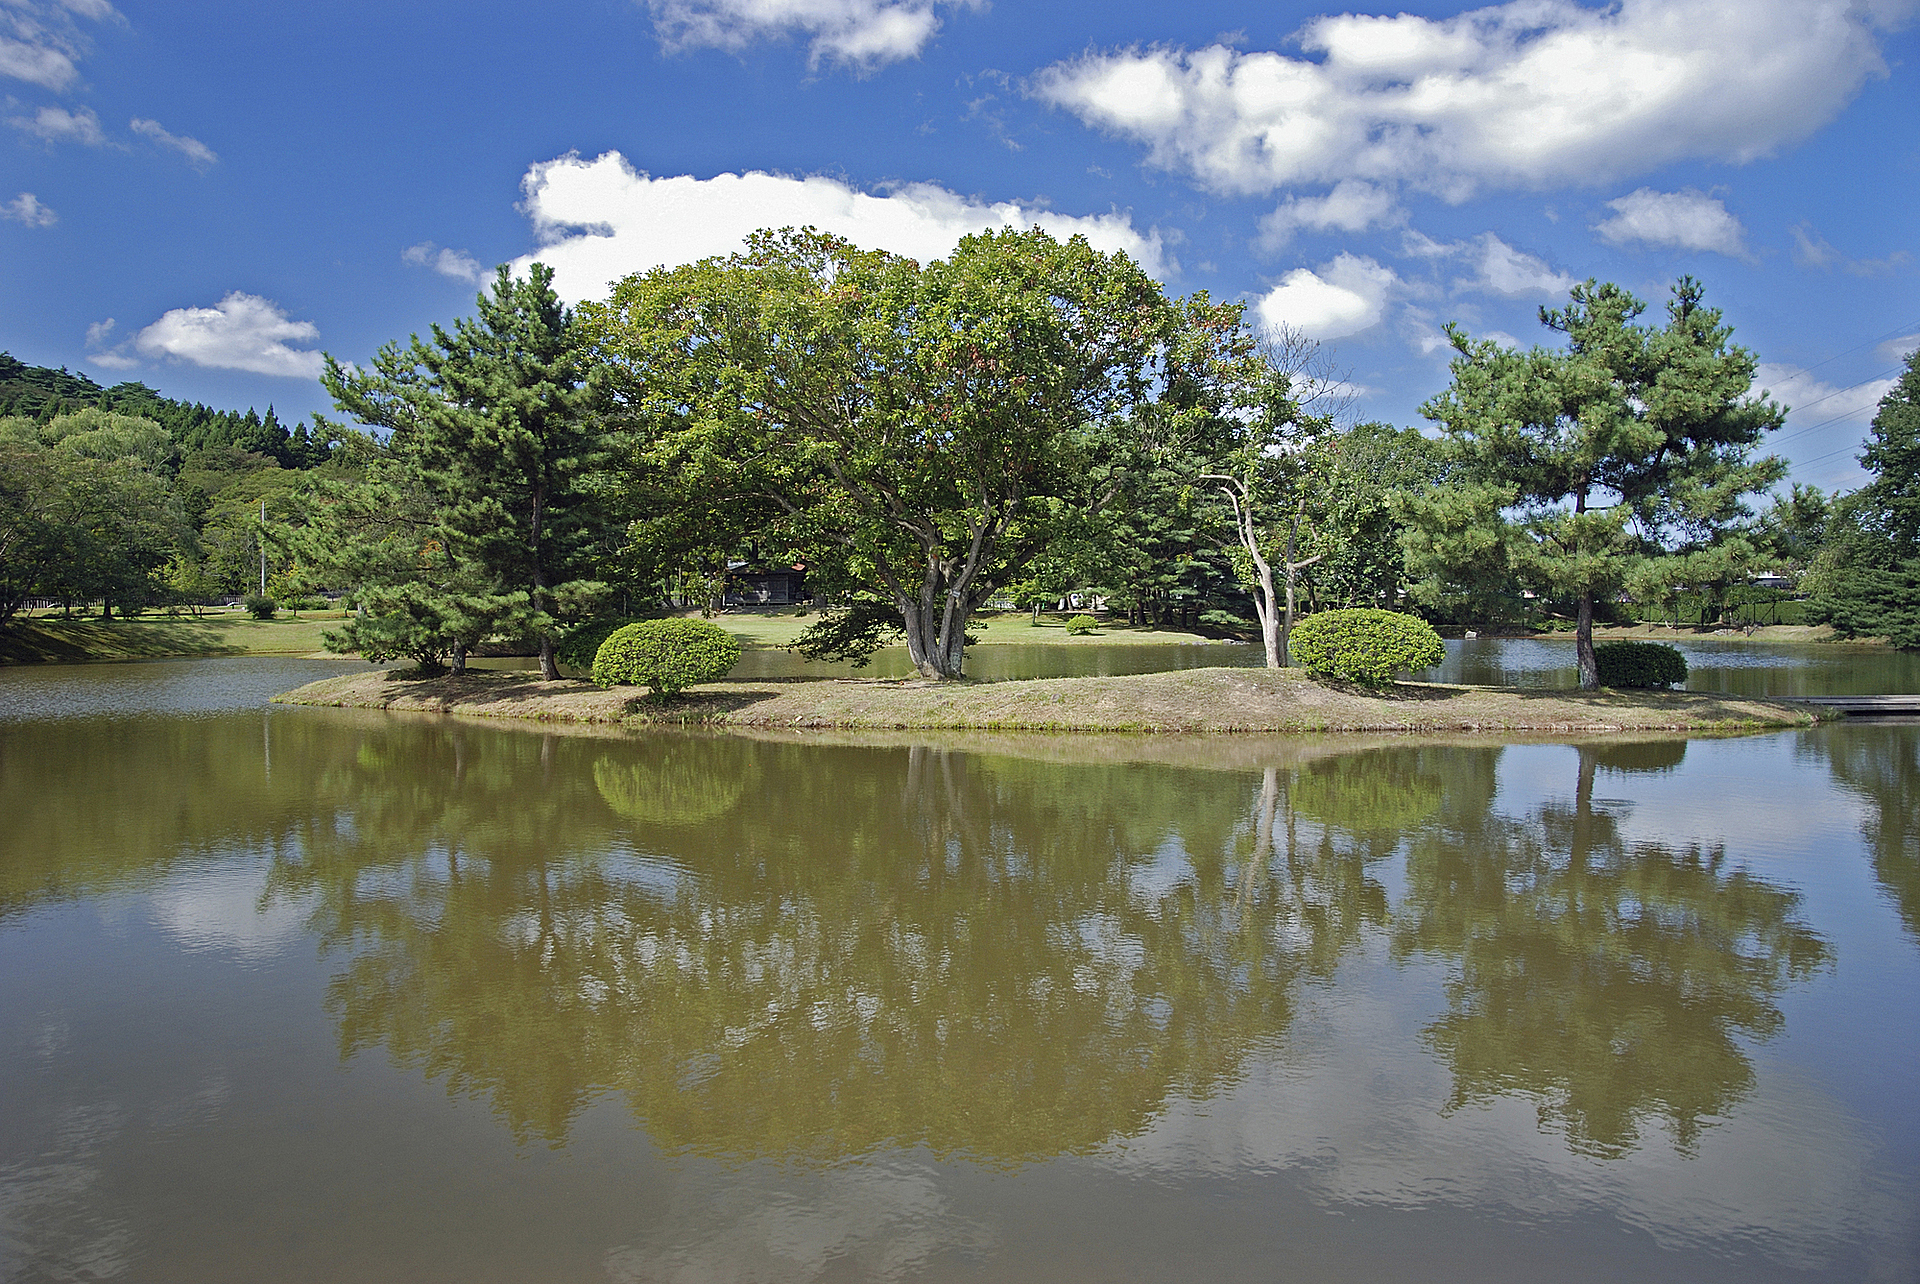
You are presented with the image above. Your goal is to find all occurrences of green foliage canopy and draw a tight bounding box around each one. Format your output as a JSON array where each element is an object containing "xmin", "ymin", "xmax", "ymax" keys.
[
  {"xmin": 1805, "ymin": 350, "xmax": 1920, "ymax": 647},
  {"xmin": 587, "ymin": 226, "xmax": 1259, "ymax": 679},
  {"xmin": 322, "ymin": 264, "xmax": 609, "ymax": 677},
  {"xmin": 1406, "ymin": 277, "xmax": 1784, "ymax": 687}
]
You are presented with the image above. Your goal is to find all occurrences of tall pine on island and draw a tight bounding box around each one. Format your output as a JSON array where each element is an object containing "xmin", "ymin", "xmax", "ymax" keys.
[{"xmin": 322, "ymin": 264, "xmax": 607, "ymax": 679}]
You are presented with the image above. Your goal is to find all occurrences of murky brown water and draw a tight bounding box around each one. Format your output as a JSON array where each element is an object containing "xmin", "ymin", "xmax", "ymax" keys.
[{"xmin": 1, "ymin": 658, "xmax": 1917, "ymax": 1281}]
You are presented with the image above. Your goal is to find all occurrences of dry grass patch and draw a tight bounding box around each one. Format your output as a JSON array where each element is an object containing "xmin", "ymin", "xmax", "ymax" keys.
[
  {"xmin": 277, "ymin": 665, "xmax": 1818, "ymax": 735},
  {"xmin": 275, "ymin": 668, "xmax": 642, "ymax": 723}
]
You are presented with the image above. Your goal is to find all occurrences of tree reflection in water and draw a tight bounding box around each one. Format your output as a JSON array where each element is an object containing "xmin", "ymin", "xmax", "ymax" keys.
[
  {"xmin": 1392, "ymin": 741, "xmax": 1830, "ymax": 1157},
  {"xmin": 264, "ymin": 729, "xmax": 1395, "ymax": 1160},
  {"xmin": 1805, "ymin": 726, "xmax": 1920, "ymax": 945},
  {"xmin": 0, "ymin": 711, "xmax": 1837, "ymax": 1165}
]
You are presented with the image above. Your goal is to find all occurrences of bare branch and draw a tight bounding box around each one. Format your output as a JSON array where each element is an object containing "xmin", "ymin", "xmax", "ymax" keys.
[{"xmin": 1256, "ymin": 324, "xmax": 1358, "ymax": 425}]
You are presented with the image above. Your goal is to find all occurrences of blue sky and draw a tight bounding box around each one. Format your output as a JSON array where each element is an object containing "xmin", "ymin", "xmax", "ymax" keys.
[{"xmin": 2, "ymin": 0, "xmax": 1914, "ymax": 490}]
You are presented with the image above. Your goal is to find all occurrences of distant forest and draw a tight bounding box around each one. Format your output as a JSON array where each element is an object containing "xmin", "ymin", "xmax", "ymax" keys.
[{"xmin": 0, "ymin": 351, "xmax": 333, "ymax": 469}]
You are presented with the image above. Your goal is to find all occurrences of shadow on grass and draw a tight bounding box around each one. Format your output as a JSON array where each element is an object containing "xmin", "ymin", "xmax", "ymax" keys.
[
  {"xmin": 0, "ymin": 619, "xmax": 244, "ymax": 664},
  {"xmin": 1308, "ymin": 678, "xmax": 1473, "ymax": 702},
  {"xmin": 369, "ymin": 668, "xmax": 801, "ymax": 723}
]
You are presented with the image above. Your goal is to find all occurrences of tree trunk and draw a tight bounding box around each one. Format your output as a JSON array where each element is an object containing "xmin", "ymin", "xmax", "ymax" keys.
[
  {"xmin": 1278, "ymin": 506, "xmax": 1307, "ymax": 668},
  {"xmin": 899, "ymin": 595, "xmax": 962, "ymax": 679},
  {"xmin": 1576, "ymin": 591, "xmax": 1598, "ymax": 689},
  {"xmin": 1258, "ymin": 565, "xmax": 1283, "ymax": 669},
  {"xmin": 1204, "ymin": 476, "xmax": 1323, "ymax": 671},
  {"xmin": 450, "ymin": 643, "xmax": 467, "ymax": 675},
  {"xmin": 537, "ymin": 635, "xmax": 558, "ymax": 681},
  {"xmin": 1573, "ymin": 483, "xmax": 1599, "ymax": 690}
]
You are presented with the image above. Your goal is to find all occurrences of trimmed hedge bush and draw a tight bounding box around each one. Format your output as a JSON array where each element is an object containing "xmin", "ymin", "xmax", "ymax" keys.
[
  {"xmin": 242, "ymin": 593, "xmax": 276, "ymax": 620},
  {"xmin": 1289, "ymin": 609, "xmax": 1446, "ymax": 686},
  {"xmin": 557, "ymin": 616, "xmax": 641, "ymax": 672},
  {"xmin": 1594, "ymin": 640, "xmax": 1688, "ymax": 689},
  {"xmin": 1064, "ymin": 614, "xmax": 1099, "ymax": 635},
  {"xmin": 591, "ymin": 618, "xmax": 742, "ymax": 696}
]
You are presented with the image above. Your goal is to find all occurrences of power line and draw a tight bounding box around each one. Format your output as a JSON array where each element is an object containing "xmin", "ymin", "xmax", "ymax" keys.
[
  {"xmin": 1770, "ymin": 372, "xmax": 1904, "ymax": 448},
  {"xmin": 1778, "ymin": 319, "xmax": 1920, "ymax": 380},
  {"xmin": 1770, "ymin": 364, "xmax": 1900, "ymax": 432},
  {"xmin": 1795, "ymin": 440, "xmax": 1870, "ymax": 471}
]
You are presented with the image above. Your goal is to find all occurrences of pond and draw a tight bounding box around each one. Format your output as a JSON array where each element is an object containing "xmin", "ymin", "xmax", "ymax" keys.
[
  {"xmin": 1433, "ymin": 635, "xmax": 1920, "ymax": 697},
  {"xmin": 1, "ymin": 657, "xmax": 1917, "ymax": 1281},
  {"xmin": 711, "ymin": 631, "xmax": 1920, "ymax": 697}
]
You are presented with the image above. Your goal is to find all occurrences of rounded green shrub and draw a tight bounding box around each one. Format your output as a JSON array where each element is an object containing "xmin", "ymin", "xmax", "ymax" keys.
[
  {"xmin": 591, "ymin": 618, "xmax": 742, "ymax": 696},
  {"xmin": 1064, "ymin": 614, "xmax": 1098, "ymax": 635},
  {"xmin": 558, "ymin": 616, "xmax": 641, "ymax": 672},
  {"xmin": 1288, "ymin": 608, "xmax": 1446, "ymax": 686},
  {"xmin": 242, "ymin": 593, "xmax": 276, "ymax": 620},
  {"xmin": 1594, "ymin": 640, "xmax": 1687, "ymax": 689}
]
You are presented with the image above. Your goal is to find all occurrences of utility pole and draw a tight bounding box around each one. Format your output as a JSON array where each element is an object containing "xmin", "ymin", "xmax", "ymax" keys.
[{"xmin": 258, "ymin": 498, "xmax": 268, "ymax": 599}]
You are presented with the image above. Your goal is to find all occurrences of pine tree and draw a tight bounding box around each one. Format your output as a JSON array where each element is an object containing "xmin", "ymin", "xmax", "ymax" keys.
[
  {"xmin": 1806, "ymin": 350, "xmax": 1920, "ymax": 647},
  {"xmin": 323, "ymin": 264, "xmax": 608, "ymax": 677},
  {"xmin": 1407, "ymin": 278, "xmax": 1784, "ymax": 687}
]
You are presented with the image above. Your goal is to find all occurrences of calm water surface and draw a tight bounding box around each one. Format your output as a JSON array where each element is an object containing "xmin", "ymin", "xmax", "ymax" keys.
[
  {"xmin": 2, "ymin": 656, "xmax": 1917, "ymax": 1282},
  {"xmin": 1433, "ymin": 636, "xmax": 1920, "ymax": 697},
  {"xmin": 717, "ymin": 632, "xmax": 1920, "ymax": 696}
]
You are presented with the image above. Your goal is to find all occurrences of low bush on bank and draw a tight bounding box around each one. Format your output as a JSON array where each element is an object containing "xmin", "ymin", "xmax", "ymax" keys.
[
  {"xmin": 1065, "ymin": 614, "xmax": 1099, "ymax": 635},
  {"xmin": 592, "ymin": 618, "xmax": 742, "ymax": 696},
  {"xmin": 1290, "ymin": 609, "xmax": 1446, "ymax": 686},
  {"xmin": 558, "ymin": 616, "xmax": 642, "ymax": 671},
  {"xmin": 242, "ymin": 594, "xmax": 276, "ymax": 620},
  {"xmin": 1596, "ymin": 640, "xmax": 1688, "ymax": 689}
]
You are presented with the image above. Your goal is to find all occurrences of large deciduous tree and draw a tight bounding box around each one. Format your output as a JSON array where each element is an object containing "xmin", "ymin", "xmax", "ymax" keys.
[
  {"xmin": 322, "ymin": 264, "xmax": 607, "ymax": 678},
  {"xmin": 0, "ymin": 412, "xmax": 186, "ymax": 619},
  {"xmin": 1408, "ymin": 277, "xmax": 1784, "ymax": 688},
  {"xmin": 590, "ymin": 227, "xmax": 1244, "ymax": 679}
]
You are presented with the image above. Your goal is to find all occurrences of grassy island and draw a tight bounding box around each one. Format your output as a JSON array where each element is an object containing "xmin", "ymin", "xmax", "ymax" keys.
[{"xmin": 274, "ymin": 666, "xmax": 1819, "ymax": 735}]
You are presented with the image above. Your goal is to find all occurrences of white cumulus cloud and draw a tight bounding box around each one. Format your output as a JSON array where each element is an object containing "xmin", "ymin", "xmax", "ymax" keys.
[
  {"xmin": 8, "ymin": 102, "xmax": 104, "ymax": 145},
  {"xmin": 130, "ymin": 292, "xmax": 324, "ymax": 378},
  {"xmin": 1256, "ymin": 179, "xmax": 1400, "ymax": 250},
  {"xmin": 402, "ymin": 241, "xmax": 485, "ymax": 283},
  {"xmin": 513, "ymin": 151, "xmax": 1169, "ymax": 304},
  {"xmin": 1879, "ymin": 334, "xmax": 1920, "ymax": 364},
  {"xmin": 1254, "ymin": 253, "xmax": 1397, "ymax": 340},
  {"xmin": 644, "ymin": 0, "xmax": 972, "ymax": 70},
  {"xmin": 0, "ymin": 0, "xmax": 118, "ymax": 92},
  {"xmin": 1789, "ymin": 221, "xmax": 1912, "ymax": 277},
  {"xmin": 1473, "ymin": 234, "xmax": 1574, "ymax": 297},
  {"xmin": 1755, "ymin": 362, "xmax": 1896, "ymax": 425},
  {"xmin": 1594, "ymin": 187, "xmax": 1750, "ymax": 258},
  {"xmin": 1034, "ymin": 0, "xmax": 1904, "ymax": 199},
  {"xmin": 1395, "ymin": 229, "xmax": 1573, "ymax": 299},
  {"xmin": 1, "ymin": 190, "xmax": 55, "ymax": 225},
  {"xmin": 129, "ymin": 117, "xmax": 216, "ymax": 169}
]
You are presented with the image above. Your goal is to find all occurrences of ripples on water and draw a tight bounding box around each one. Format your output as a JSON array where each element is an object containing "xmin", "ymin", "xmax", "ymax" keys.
[{"xmin": 0, "ymin": 654, "xmax": 1915, "ymax": 1282}]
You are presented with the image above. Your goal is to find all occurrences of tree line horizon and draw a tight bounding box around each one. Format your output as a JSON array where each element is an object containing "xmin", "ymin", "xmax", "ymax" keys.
[{"xmin": 4, "ymin": 225, "xmax": 1917, "ymax": 689}]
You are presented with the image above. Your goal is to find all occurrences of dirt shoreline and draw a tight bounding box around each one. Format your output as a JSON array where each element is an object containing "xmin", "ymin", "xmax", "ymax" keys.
[{"xmin": 273, "ymin": 666, "xmax": 1822, "ymax": 736}]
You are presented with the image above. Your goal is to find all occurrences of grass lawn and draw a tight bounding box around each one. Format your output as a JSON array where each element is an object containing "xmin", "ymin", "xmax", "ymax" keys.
[
  {"xmin": 0, "ymin": 611, "xmax": 349, "ymax": 664},
  {"xmin": 279, "ymin": 665, "xmax": 1819, "ymax": 735}
]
